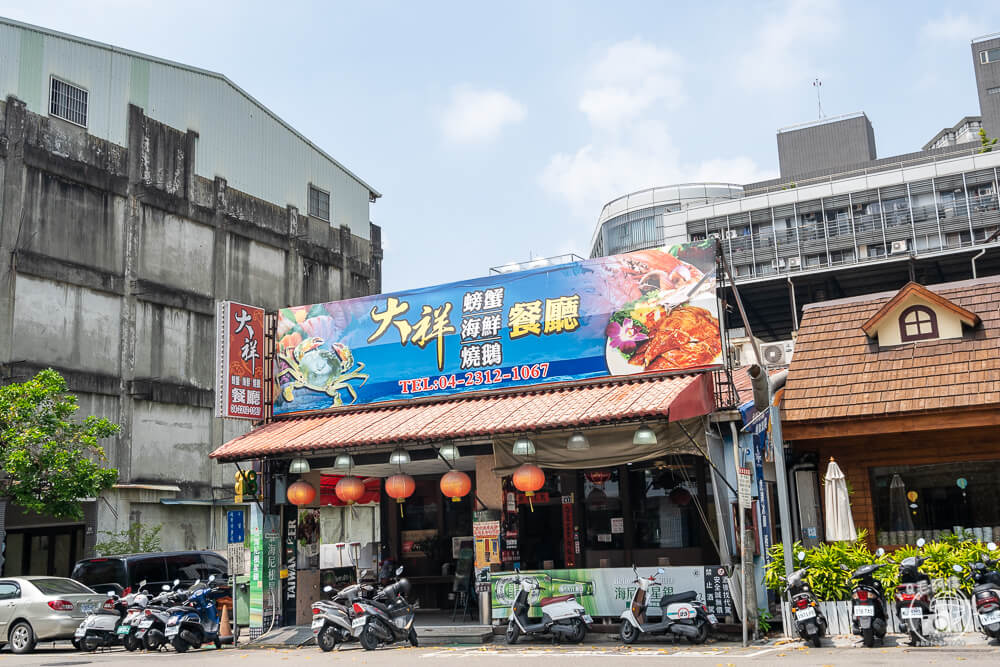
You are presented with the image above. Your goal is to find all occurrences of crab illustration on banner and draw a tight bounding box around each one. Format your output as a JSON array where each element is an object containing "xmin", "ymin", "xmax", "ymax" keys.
[{"xmin": 272, "ymin": 240, "xmax": 721, "ymax": 416}]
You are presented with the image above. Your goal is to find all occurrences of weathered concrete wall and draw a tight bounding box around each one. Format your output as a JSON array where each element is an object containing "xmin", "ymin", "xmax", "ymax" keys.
[{"xmin": 0, "ymin": 95, "xmax": 383, "ymax": 564}]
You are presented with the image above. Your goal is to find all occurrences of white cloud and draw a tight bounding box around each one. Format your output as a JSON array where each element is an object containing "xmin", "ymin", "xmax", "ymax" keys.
[
  {"xmin": 735, "ymin": 0, "xmax": 841, "ymax": 91},
  {"xmin": 439, "ymin": 86, "xmax": 526, "ymax": 144},
  {"xmin": 921, "ymin": 12, "xmax": 978, "ymax": 42},
  {"xmin": 578, "ymin": 38, "xmax": 684, "ymax": 130},
  {"xmin": 539, "ymin": 40, "xmax": 775, "ymax": 223}
]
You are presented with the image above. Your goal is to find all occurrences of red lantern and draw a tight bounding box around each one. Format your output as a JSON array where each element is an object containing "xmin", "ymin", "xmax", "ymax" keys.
[
  {"xmin": 335, "ymin": 476, "xmax": 365, "ymax": 505},
  {"xmin": 385, "ymin": 474, "xmax": 416, "ymax": 516},
  {"xmin": 513, "ymin": 463, "xmax": 545, "ymax": 511},
  {"xmin": 286, "ymin": 480, "xmax": 316, "ymax": 506},
  {"xmin": 585, "ymin": 470, "xmax": 611, "ymax": 487},
  {"xmin": 440, "ymin": 470, "xmax": 472, "ymax": 503}
]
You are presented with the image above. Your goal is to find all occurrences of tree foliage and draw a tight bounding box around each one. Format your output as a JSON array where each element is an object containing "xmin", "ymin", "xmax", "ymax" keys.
[
  {"xmin": 0, "ymin": 369, "xmax": 119, "ymax": 519},
  {"xmin": 94, "ymin": 523, "xmax": 162, "ymax": 556},
  {"xmin": 979, "ymin": 128, "xmax": 997, "ymax": 153}
]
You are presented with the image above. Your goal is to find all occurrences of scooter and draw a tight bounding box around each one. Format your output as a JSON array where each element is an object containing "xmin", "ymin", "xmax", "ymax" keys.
[
  {"xmin": 75, "ymin": 590, "xmax": 127, "ymax": 652},
  {"xmin": 116, "ymin": 581, "xmax": 150, "ymax": 652},
  {"xmin": 505, "ymin": 570, "xmax": 591, "ymax": 645},
  {"xmin": 351, "ymin": 567, "xmax": 419, "ymax": 651},
  {"xmin": 785, "ymin": 552, "xmax": 827, "ymax": 647},
  {"xmin": 165, "ymin": 576, "xmax": 229, "ymax": 653},
  {"xmin": 892, "ymin": 539, "xmax": 934, "ymax": 646},
  {"xmin": 619, "ymin": 565, "xmax": 715, "ymax": 645},
  {"xmin": 136, "ymin": 579, "xmax": 186, "ymax": 651},
  {"xmin": 966, "ymin": 542, "xmax": 1000, "ymax": 641},
  {"xmin": 312, "ymin": 585, "xmax": 356, "ymax": 651},
  {"xmin": 849, "ymin": 555, "xmax": 890, "ymax": 648}
]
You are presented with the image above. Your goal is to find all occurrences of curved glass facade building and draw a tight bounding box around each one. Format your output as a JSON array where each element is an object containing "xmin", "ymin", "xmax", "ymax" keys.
[{"xmin": 590, "ymin": 183, "xmax": 744, "ymax": 257}]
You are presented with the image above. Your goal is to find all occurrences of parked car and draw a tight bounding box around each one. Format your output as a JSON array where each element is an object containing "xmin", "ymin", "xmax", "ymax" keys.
[
  {"xmin": 0, "ymin": 577, "xmax": 107, "ymax": 654},
  {"xmin": 71, "ymin": 551, "xmax": 228, "ymax": 596}
]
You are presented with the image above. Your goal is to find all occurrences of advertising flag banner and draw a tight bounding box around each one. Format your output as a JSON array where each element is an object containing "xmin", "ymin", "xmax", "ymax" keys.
[
  {"xmin": 274, "ymin": 241, "xmax": 720, "ymax": 415},
  {"xmin": 216, "ymin": 301, "xmax": 266, "ymax": 420}
]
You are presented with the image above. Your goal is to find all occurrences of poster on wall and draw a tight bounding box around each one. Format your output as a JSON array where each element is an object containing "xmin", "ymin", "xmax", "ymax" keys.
[
  {"xmin": 297, "ymin": 509, "xmax": 320, "ymax": 569},
  {"xmin": 273, "ymin": 241, "xmax": 721, "ymax": 415},
  {"xmin": 216, "ymin": 301, "xmax": 265, "ymax": 420},
  {"xmin": 490, "ymin": 566, "xmax": 732, "ymax": 619}
]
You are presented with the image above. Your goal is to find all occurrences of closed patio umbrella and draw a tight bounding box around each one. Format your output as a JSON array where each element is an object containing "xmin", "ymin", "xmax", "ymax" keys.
[
  {"xmin": 824, "ymin": 457, "xmax": 857, "ymax": 542},
  {"xmin": 888, "ymin": 473, "xmax": 914, "ymax": 533}
]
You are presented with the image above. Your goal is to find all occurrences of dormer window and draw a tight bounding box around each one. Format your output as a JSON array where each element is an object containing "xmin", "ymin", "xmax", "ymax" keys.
[{"xmin": 899, "ymin": 305, "xmax": 938, "ymax": 342}]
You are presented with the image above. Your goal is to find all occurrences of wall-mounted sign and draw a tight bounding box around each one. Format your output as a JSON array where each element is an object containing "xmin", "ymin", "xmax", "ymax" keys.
[
  {"xmin": 273, "ymin": 241, "xmax": 720, "ymax": 415},
  {"xmin": 216, "ymin": 301, "xmax": 265, "ymax": 420}
]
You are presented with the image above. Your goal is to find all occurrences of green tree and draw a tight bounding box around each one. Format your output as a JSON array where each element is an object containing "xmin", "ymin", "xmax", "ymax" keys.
[
  {"xmin": 979, "ymin": 128, "xmax": 997, "ymax": 153},
  {"xmin": 0, "ymin": 369, "xmax": 119, "ymax": 519},
  {"xmin": 94, "ymin": 523, "xmax": 162, "ymax": 556}
]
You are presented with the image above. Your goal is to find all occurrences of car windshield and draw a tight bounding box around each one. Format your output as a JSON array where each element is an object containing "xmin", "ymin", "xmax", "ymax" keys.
[
  {"xmin": 32, "ymin": 578, "xmax": 95, "ymax": 595},
  {"xmin": 71, "ymin": 559, "xmax": 127, "ymax": 589}
]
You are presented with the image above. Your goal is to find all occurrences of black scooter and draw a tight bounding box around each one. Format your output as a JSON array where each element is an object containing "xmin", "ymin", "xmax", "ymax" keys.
[
  {"xmin": 849, "ymin": 557, "xmax": 890, "ymax": 648},
  {"xmin": 785, "ymin": 551, "xmax": 827, "ymax": 647},
  {"xmin": 967, "ymin": 542, "xmax": 1000, "ymax": 641},
  {"xmin": 350, "ymin": 567, "xmax": 418, "ymax": 650}
]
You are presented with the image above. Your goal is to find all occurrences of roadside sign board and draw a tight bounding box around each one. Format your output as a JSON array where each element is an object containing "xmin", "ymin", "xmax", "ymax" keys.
[
  {"xmin": 228, "ymin": 510, "xmax": 245, "ymax": 544},
  {"xmin": 228, "ymin": 543, "xmax": 247, "ymax": 576},
  {"xmin": 738, "ymin": 467, "xmax": 753, "ymax": 509}
]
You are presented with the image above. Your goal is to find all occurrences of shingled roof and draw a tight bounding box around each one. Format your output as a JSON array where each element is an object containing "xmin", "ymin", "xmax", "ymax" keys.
[{"xmin": 782, "ymin": 275, "xmax": 1000, "ymax": 434}]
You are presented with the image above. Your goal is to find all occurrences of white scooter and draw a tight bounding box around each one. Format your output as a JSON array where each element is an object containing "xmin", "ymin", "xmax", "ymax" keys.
[
  {"xmin": 619, "ymin": 566, "xmax": 716, "ymax": 644},
  {"xmin": 505, "ymin": 570, "xmax": 591, "ymax": 644}
]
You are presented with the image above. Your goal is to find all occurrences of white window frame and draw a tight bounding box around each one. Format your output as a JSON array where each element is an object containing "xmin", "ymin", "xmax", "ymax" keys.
[
  {"xmin": 981, "ymin": 48, "xmax": 1000, "ymax": 65},
  {"xmin": 308, "ymin": 184, "xmax": 331, "ymax": 222},
  {"xmin": 49, "ymin": 76, "xmax": 89, "ymax": 128}
]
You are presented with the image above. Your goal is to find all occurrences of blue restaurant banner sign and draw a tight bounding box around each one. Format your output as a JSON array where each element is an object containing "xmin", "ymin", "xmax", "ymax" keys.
[{"xmin": 273, "ymin": 241, "xmax": 721, "ymax": 415}]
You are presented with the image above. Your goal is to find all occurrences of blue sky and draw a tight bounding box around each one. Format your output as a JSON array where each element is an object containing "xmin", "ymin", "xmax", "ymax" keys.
[{"xmin": 4, "ymin": 1, "xmax": 1000, "ymax": 292}]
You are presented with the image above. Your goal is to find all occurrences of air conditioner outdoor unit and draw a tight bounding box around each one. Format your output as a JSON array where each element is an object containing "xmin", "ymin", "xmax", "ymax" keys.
[
  {"xmin": 890, "ymin": 240, "xmax": 908, "ymax": 254},
  {"xmin": 787, "ymin": 257, "xmax": 801, "ymax": 268},
  {"xmin": 761, "ymin": 340, "xmax": 795, "ymax": 367}
]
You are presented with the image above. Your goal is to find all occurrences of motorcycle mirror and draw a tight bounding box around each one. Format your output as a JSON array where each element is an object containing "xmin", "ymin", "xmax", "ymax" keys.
[
  {"xmin": 107, "ymin": 591, "xmax": 116, "ymax": 597},
  {"xmin": 323, "ymin": 585, "xmax": 333, "ymax": 592},
  {"xmin": 990, "ymin": 542, "xmax": 998, "ymax": 552},
  {"xmin": 876, "ymin": 548, "xmax": 885, "ymax": 557},
  {"xmin": 953, "ymin": 564, "xmax": 963, "ymax": 573},
  {"xmin": 797, "ymin": 551, "xmax": 805, "ymax": 561},
  {"xmin": 209, "ymin": 575, "xmax": 216, "ymax": 583},
  {"xmin": 916, "ymin": 538, "xmax": 926, "ymax": 547},
  {"xmin": 396, "ymin": 566, "xmax": 404, "ymax": 576},
  {"xmin": 656, "ymin": 568, "xmax": 664, "ymax": 574},
  {"xmin": 173, "ymin": 579, "xmax": 180, "ymax": 586},
  {"xmin": 139, "ymin": 579, "xmax": 147, "ymax": 588},
  {"xmin": 162, "ymin": 585, "xmax": 170, "ymax": 591}
]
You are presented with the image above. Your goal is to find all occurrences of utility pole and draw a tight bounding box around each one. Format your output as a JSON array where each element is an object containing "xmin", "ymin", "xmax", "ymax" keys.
[{"xmin": 813, "ymin": 78, "xmax": 823, "ymax": 119}]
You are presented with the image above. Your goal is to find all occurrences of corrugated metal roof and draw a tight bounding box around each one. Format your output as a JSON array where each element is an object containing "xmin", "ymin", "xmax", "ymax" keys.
[{"xmin": 210, "ymin": 372, "xmax": 715, "ymax": 461}]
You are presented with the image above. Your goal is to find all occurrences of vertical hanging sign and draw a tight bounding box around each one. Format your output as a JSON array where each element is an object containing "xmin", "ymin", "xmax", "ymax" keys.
[{"xmin": 216, "ymin": 301, "xmax": 265, "ymax": 420}]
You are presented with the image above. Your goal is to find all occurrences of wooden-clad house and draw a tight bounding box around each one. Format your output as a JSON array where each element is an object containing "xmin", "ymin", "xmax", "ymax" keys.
[{"xmin": 781, "ymin": 276, "xmax": 1000, "ymax": 548}]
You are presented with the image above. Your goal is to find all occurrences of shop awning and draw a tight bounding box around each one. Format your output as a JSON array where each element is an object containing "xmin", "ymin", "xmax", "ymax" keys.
[{"xmin": 210, "ymin": 372, "xmax": 714, "ymax": 462}]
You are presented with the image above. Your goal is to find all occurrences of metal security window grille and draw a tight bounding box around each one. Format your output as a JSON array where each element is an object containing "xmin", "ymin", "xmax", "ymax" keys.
[
  {"xmin": 49, "ymin": 78, "xmax": 88, "ymax": 127},
  {"xmin": 308, "ymin": 186, "xmax": 330, "ymax": 221}
]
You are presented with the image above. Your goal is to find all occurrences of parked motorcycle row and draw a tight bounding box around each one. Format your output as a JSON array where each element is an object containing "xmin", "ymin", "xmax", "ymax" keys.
[
  {"xmin": 311, "ymin": 566, "xmax": 418, "ymax": 651},
  {"xmin": 74, "ymin": 576, "xmax": 229, "ymax": 653},
  {"xmin": 785, "ymin": 540, "xmax": 1000, "ymax": 648}
]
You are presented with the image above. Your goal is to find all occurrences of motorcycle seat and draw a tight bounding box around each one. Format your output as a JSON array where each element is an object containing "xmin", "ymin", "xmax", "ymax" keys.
[
  {"xmin": 974, "ymin": 583, "xmax": 1000, "ymax": 594},
  {"xmin": 659, "ymin": 591, "xmax": 698, "ymax": 606},
  {"xmin": 539, "ymin": 595, "xmax": 575, "ymax": 606}
]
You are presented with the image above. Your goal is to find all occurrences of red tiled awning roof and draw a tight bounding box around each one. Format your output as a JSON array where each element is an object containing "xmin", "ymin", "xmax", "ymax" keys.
[{"xmin": 210, "ymin": 372, "xmax": 715, "ymax": 462}]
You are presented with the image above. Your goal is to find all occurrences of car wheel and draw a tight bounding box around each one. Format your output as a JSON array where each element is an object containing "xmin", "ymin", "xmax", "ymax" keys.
[{"xmin": 9, "ymin": 621, "xmax": 37, "ymax": 654}]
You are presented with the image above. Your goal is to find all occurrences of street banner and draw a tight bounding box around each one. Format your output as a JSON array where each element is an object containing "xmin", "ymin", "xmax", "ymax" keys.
[
  {"xmin": 490, "ymin": 565, "xmax": 732, "ymax": 619},
  {"xmin": 216, "ymin": 301, "xmax": 265, "ymax": 420},
  {"xmin": 274, "ymin": 241, "xmax": 720, "ymax": 415}
]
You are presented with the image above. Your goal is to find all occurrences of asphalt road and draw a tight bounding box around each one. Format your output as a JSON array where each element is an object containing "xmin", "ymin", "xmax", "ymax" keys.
[{"xmin": 4, "ymin": 641, "xmax": 1000, "ymax": 666}]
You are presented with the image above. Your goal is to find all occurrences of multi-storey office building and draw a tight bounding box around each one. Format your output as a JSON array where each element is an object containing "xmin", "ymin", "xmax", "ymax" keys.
[
  {"xmin": 590, "ymin": 32, "xmax": 1000, "ymax": 346},
  {"xmin": 0, "ymin": 18, "xmax": 382, "ymax": 575}
]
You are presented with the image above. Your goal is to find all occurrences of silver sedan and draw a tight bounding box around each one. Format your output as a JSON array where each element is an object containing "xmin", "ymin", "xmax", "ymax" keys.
[{"xmin": 0, "ymin": 576, "xmax": 107, "ymax": 654}]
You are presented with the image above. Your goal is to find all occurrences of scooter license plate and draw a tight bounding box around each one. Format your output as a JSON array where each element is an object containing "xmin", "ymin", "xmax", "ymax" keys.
[
  {"xmin": 795, "ymin": 607, "xmax": 816, "ymax": 620},
  {"xmin": 311, "ymin": 619, "xmax": 324, "ymax": 629},
  {"xmin": 707, "ymin": 614, "xmax": 718, "ymax": 625},
  {"xmin": 981, "ymin": 610, "xmax": 1000, "ymax": 625},
  {"xmin": 116, "ymin": 625, "xmax": 130, "ymax": 635},
  {"xmin": 165, "ymin": 626, "xmax": 179, "ymax": 637},
  {"xmin": 582, "ymin": 615, "xmax": 593, "ymax": 624},
  {"xmin": 352, "ymin": 618, "xmax": 366, "ymax": 629},
  {"xmin": 139, "ymin": 619, "xmax": 153, "ymax": 628},
  {"xmin": 854, "ymin": 605, "xmax": 874, "ymax": 617},
  {"xmin": 900, "ymin": 606, "xmax": 923, "ymax": 619}
]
